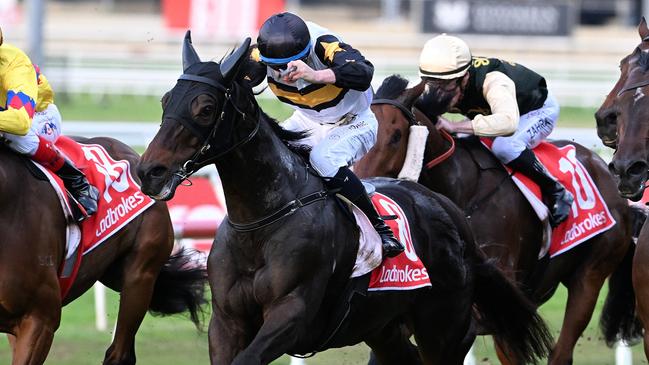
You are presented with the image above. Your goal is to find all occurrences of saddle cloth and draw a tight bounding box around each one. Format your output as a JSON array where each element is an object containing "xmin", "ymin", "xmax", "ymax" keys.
[
  {"xmin": 33, "ymin": 136, "xmax": 155, "ymax": 299},
  {"xmin": 348, "ymin": 190, "xmax": 431, "ymax": 291},
  {"xmin": 481, "ymin": 139, "xmax": 616, "ymax": 258}
]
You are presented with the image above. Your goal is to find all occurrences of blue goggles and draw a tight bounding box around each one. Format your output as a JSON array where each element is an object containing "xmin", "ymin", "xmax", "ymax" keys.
[{"xmin": 259, "ymin": 42, "xmax": 311, "ymax": 69}]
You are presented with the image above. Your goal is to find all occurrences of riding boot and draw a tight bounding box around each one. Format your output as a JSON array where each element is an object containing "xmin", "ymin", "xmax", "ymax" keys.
[
  {"xmin": 506, "ymin": 148, "xmax": 574, "ymax": 228},
  {"xmin": 325, "ymin": 167, "xmax": 404, "ymax": 258},
  {"xmin": 32, "ymin": 136, "xmax": 100, "ymax": 221}
]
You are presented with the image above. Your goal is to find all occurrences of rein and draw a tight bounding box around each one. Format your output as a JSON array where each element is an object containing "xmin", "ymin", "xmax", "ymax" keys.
[
  {"xmin": 172, "ymin": 72, "xmax": 333, "ymax": 234},
  {"xmin": 371, "ymin": 98, "xmax": 456, "ymax": 168},
  {"xmin": 424, "ymin": 128, "xmax": 456, "ymax": 168},
  {"xmin": 173, "ymin": 79, "xmax": 260, "ymax": 181}
]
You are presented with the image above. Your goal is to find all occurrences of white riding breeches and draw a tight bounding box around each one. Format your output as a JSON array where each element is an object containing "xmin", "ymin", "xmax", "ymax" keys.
[
  {"xmin": 3, "ymin": 104, "xmax": 62, "ymax": 155},
  {"xmin": 282, "ymin": 107, "xmax": 378, "ymax": 177},
  {"xmin": 491, "ymin": 92, "xmax": 560, "ymax": 164}
]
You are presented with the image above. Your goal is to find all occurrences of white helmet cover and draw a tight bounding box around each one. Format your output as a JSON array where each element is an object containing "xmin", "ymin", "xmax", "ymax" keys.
[{"xmin": 419, "ymin": 34, "xmax": 472, "ymax": 80}]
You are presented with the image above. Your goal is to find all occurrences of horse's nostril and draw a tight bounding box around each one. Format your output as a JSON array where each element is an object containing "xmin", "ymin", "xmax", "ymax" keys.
[
  {"xmin": 608, "ymin": 161, "xmax": 618, "ymax": 175},
  {"xmin": 627, "ymin": 161, "xmax": 649, "ymax": 177}
]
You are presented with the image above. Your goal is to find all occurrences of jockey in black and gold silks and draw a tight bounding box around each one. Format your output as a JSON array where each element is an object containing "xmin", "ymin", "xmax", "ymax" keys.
[
  {"xmin": 418, "ymin": 34, "xmax": 574, "ymax": 228},
  {"xmin": 453, "ymin": 57, "xmax": 549, "ymax": 121},
  {"xmin": 254, "ymin": 12, "xmax": 404, "ymax": 258}
]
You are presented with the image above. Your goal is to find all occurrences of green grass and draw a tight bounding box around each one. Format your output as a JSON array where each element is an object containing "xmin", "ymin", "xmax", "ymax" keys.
[
  {"xmin": 0, "ymin": 284, "xmax": 646, "ymax": 364},
  {"xmin": 55, "ymin": 94, "xmax": 597, "ymax": 130},
  {"xmin": 56, "ymin": 93, "xmax": 294, "ymax": 123}
]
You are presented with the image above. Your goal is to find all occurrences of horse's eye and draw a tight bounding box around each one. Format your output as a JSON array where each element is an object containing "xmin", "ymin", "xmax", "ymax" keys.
[{"xmin": 200, "ymin": 106, "xmax": 214, "ymax": 117}]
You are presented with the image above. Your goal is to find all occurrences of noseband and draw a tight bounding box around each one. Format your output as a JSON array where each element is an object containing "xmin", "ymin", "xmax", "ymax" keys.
[{"xmin": 172, "ymin": 74, "xmax": 260, "ymax": 180}]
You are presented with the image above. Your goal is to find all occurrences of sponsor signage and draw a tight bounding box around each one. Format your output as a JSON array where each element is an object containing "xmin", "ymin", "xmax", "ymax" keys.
[{"xmin": 421, "ymin": 0, "xmax": 577, "ymax": 36}]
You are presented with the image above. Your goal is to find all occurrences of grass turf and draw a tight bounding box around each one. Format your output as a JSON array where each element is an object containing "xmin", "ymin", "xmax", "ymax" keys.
[{"xmin": 0, "ymin": 284, "xmax": 645, "ymax": 364}]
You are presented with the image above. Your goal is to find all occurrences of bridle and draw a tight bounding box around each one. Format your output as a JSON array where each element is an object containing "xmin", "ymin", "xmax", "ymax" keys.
[
  {"xmin": 372, "ymin": 98, "xmax": 418, "ymax": 126},
  {"xmin": 617, "ymin": 35, "xmax": 649, "ymax": 97},
  {"xmin": 371, "ymin": 98, "xmax": 456, "ymax": 168},
  {"xmin": 170, "ymin": 74, "xmax": 260, "ymax": 181}
]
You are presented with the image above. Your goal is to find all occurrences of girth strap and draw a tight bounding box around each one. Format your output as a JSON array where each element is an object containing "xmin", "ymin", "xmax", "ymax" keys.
[{"xmin": 228, "ymin": 190, "xmax": 330, "ymax": 232}]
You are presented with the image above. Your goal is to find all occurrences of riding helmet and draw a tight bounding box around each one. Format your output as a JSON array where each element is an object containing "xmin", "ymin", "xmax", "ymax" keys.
[
  {"xmin": 419, "ymin": 34, "xmax": 472, "ymax": 80},
  {"xmin": 257, "ymin": 12, "xmax": 311, "ymax": 66}
]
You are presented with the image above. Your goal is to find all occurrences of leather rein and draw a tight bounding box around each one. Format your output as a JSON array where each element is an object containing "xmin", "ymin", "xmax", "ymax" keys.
[
  {"xmin": 371, "ymin": 98, "xmax": 455, "ymax": 168},
  {"xmin": 173, "ymin": 74, "xmax": 330, "ymax": 233}
]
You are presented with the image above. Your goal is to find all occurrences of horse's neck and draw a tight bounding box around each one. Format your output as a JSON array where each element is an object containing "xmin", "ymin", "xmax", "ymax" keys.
[
  {"xmin": 420, "ymin": 132, "xmax": 481, "ymax": 207},
  {"xmin": 215, "ymin": 119, "xmax": 315, "ymax": 224}
]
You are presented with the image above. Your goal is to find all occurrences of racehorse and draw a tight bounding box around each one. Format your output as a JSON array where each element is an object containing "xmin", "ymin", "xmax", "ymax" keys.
[
  {"xmin": 136, "ymin": 33, "xmax": 553, "ymax": 365},
  {"xmin": 595, "ymin": 17, "xmax": 649, "ymax": 360},
  {"xmin": 354, "ymin": 75, "xmax": 639, "ymax": 365},
  {"xmin": 0, "ymin": 136, "xmax": 207, "ymax": 365}
]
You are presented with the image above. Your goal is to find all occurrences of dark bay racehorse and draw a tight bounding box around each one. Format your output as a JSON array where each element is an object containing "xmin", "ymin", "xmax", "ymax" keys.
[
  {"xmin": 0, "ymin": 136, "xmax": 207, "ymax": 365},
  {"xmin": 595, "ymin": 17, "xmax": 649, "ymax": 360},
  {"xmin": 136, "ymin": 33, "xmax": 553, "ymax": 365},
  {"xmin": 354, "ymin": 75, "xmax": 639, "ymax": 365}
]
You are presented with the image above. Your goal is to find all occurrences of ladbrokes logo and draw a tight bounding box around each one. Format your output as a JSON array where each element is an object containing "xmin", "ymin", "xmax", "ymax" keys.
[
  {"xmin": 378, "ymin": 264, "xmax": 429, "ymax": 283},
  {"xmin": 96, "ymin": 191, "xmax": 147, "ymax": 236},
  {"xmin": 560, "ymin": 211, "xmax": 608, "ymax": 246}
]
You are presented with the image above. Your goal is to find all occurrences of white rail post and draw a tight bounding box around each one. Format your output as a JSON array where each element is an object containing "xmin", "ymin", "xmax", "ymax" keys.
[
  {"xmin": 93, "ymin": 282, "xmax": 108, "ymax": 331},
  {"xmin": 289, "ymin": 356, "xmax": 306, "ymax": 365},
  {"xmin": 615, "ymin": 341, "xmax": 632, "ymax": 365}
]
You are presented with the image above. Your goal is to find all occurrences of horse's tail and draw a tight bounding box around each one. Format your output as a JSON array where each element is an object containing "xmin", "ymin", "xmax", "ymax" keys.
[
  {"xmin": 148, "ymin": 247, "xmax": 208, "ymax": 328},
  {"xmin": 599, "ymin": 205, "xmax": 646, "ymax": 346},
  {"xmin": 471, "ymin": 243, "xmax": 553, "ymax": 364}
]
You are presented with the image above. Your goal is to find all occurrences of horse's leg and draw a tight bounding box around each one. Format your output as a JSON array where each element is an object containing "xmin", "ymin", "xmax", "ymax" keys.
[
  {"xmin": 102, "ymin": 209, "xmax": 173, "ymax": 365},
  {"xmin": 208, "ymin": 307, "xmax": 250, "ymax": 365},
  {"xmin": 633, "ymin": 222, "xmax": 649, "ymax": 362},
  {"xmin": 410, "ymin": 291, "xmax": 474, "ymax": 365},
  {"xmin": 10, "ymin": 308, "xmax": 60, "ymax": 365},
  {"xmin": 547, "ymin": 265, "xmax": 609, "ymax": 365},
  {"xmin": 364, "ymin": 323, "xmax": 421, "ymax": 365}
]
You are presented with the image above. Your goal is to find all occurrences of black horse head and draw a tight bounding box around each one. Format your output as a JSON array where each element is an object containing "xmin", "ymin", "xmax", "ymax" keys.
[{"xmin": 137, "ymin": 32, "xmax": 254, "ymax": 200}]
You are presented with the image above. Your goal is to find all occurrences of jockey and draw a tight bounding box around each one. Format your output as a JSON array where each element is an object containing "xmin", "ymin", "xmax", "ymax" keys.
[
  {"xmin": 253, "ymin": 12, "xmax": 403, "ymax": 257},
  {"xmin": 418, "ymin": 34, "xmax": 574, "ymax": 228},
  {"xmin": 0, "ymin": 28, "xmax": 99, "ymax": 220}
]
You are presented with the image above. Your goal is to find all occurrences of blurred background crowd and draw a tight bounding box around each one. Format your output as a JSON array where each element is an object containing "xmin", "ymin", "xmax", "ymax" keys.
[{"xmin": 1, "ymin": 1, "xmax": 648, "ymax": 364}]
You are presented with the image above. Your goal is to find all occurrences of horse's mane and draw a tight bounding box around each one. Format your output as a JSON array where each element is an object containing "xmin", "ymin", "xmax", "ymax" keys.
[
  {"xmin": 375, "ymin": 75, "xmax": 410, "ymax": 100},
  {"xmin": 234, "ymin": 55, "xmax": 312, "ymax": 160}
]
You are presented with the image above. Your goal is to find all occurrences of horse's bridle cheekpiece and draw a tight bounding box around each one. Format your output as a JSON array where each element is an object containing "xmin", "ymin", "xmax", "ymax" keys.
[
  {"xmin": 171, "ymin": 32, "xmax": 257, "ymax": 181},
  {"xmin": 617, "ymin": 36, "xmax": 649, "ymax": 97}
]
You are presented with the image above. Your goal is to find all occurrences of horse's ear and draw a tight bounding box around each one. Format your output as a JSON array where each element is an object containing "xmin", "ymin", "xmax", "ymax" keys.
[
  {"xmin": 183, "ymin": 30, "xmax": 201, "ymax": 72},
  {"xmin": 220, "ymin": 37, "xmax": 252, "ymax": 83},
  {"xmin": 399, "ymin": 81, "xmax": 426, "ymax": 109},
  {"xmin": 640, "ymin": 17, "xmax": 649, "ymax": 41}
]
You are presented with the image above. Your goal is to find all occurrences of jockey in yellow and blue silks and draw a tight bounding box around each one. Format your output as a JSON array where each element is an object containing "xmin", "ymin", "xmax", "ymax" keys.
[
  {"xmin": 252, "ymin": 12, "xmax": 403, "ymax": 258},
  {"xmin": 0, "ymin": 28, "xmax": 99, "ymax": 220}
]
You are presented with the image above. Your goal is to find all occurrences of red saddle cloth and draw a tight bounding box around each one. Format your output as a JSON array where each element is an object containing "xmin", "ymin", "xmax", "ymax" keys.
[
  {"xmin": 481, "ymin": 139, "xmax": 616, "ymax": 258},
  {"xmin": 39, "ymin": 136, "xmax": 155, "ymax": 299},
  {"xmin": 368, "ymin": 192, "xmax": 431, "ymax": 291}
]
